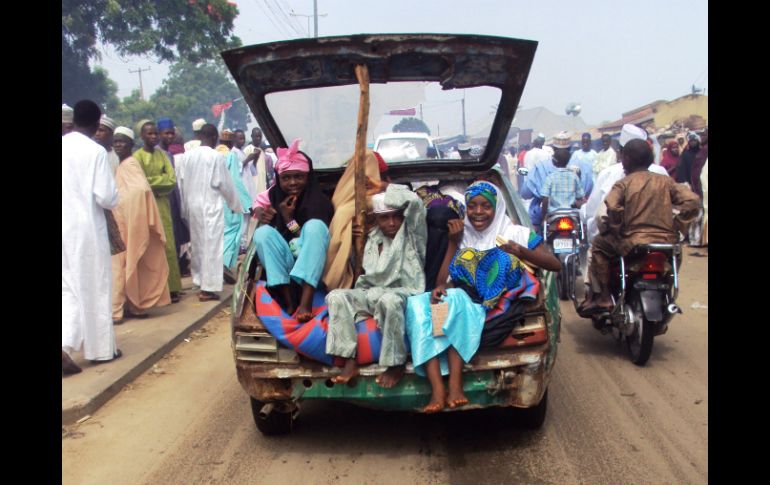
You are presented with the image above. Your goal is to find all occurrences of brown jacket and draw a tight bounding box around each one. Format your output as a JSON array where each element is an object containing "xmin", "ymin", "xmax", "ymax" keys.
[{"xmin": 602, "ymin": 171, "xmax": 700, "ymax": 255}]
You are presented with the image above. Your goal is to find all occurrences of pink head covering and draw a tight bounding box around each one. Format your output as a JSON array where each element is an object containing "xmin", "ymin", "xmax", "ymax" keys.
[{"xmin": 274, "ymin": 139, "xmax": 309, "ymax": 174}]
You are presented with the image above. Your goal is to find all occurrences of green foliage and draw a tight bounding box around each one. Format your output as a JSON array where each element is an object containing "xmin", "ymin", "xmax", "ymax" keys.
[
  {"xmin": 112, "ymin": 60, "xmax": 249, "ymax": 138},
  {"xmin": 62, "ymin": 0, "xmax": 241, "ymax": 110},
  {"xmin": 62, "ymin": 0, "xmax": 241, "ymax": 64},
  {"xmin": 392, "ymin": 117, "xmax": 431, "ymax": 135}
]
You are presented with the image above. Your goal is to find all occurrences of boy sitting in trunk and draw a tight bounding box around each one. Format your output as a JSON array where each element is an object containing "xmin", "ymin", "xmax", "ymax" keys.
[
  {"xmin": 326, "ymin": 184, "xmax": 427, "ymax": 388},
  {"xmin": 582, "ymin": 139, "xmax": 700, "ymax": 314}
]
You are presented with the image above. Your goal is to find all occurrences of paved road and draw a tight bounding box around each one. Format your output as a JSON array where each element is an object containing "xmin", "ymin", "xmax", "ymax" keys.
[{"xmin": 62, "ymin": 252, "xmax": 707, "ymax": 485}]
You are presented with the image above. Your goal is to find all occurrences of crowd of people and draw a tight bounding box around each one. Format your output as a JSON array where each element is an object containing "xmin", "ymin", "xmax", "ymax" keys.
[
  {"xmin": 62, "ymin": 100, "xmax": 277, "ymax": 374},
  {"xmin": 62, "ymin": 98, "xmax": 708, "ymax": 413}
]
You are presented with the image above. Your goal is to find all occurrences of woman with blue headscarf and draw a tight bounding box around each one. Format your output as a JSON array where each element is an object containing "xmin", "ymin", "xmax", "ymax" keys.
[{"xmin": 406, "ymin": 180, "xmax": 560, "ymax": 413}]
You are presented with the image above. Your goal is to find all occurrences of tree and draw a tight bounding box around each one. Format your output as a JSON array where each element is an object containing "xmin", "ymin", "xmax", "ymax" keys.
[
  {"xmin": 392, "ymin": 117, "xmax": 431, "ymax": 135},
  {"xmin": 62, "ymin": 0, "xmax": 241, "ymax": 107},
  {"xmin": 112, "ymin": 59, "xmax": 249, "ymax": 137}
]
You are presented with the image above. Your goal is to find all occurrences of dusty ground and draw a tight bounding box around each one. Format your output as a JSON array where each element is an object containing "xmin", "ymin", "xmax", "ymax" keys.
[{"xmin": 62, "ymin": 251, "xmax": 707, "ymax": 485}]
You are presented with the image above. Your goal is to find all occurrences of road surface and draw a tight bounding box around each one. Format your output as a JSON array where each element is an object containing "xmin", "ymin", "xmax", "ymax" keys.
[{"xmin": 63, "ymin": 251, "xmax": 707, "ymax": 484}]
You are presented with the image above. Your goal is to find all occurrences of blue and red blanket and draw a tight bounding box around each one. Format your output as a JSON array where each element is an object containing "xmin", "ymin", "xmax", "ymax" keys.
[{"xmin": 253, "ymin": 270, "xmax": 539, "ymax": 366}]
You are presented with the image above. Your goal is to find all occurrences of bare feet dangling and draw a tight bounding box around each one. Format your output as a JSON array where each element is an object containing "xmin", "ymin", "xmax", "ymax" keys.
[
  {"xmin": 446, "ymin": 389, "xmax": 469, "ymax": 408},
  {"xmin": 422, "ymin": 391, "xmax": 446, "ymax": 413},
  {"xmin": 331, "ymin": 358, "xmax": 359, "ymax": 384},
  {"xmin": 296, "ymin": 305, "xmax": 314, "ymax": 323},
  {"xmin": 375, "ymin": 365, "xmax": 405, "ymax": 388}
]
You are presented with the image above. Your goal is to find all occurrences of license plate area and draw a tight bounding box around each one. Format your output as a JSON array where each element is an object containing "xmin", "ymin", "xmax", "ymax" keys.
[{"xmin": 553, "ymin": 238, "xmax": 574, "ymax": 253}]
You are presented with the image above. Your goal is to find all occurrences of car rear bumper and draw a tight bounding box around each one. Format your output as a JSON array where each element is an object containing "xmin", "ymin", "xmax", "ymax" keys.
[{"xmin": 235, "ymin": 346, "xmax": 551, "ymax": 412}]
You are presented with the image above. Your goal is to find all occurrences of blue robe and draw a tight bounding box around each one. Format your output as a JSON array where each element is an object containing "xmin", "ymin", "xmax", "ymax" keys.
[{"xmin": 223, "ymin": 151, "xmax": 253, "ymax": 269}]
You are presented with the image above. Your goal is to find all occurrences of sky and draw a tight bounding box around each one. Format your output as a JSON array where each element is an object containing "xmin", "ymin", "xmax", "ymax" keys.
[{"xmin": 93, "ymin": 0, "xmax": 708, "ymax": 127}]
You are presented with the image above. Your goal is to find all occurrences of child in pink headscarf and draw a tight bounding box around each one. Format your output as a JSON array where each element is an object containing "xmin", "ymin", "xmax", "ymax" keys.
[{"xmin": 251, "ymin": 139, "xmax": 335, "ymax": 321}]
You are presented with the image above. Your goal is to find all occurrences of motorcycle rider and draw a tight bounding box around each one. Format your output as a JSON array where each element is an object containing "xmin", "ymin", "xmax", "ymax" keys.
[{"xmin": 580, "ymin": 139, "xmax": 700, "ymax": 314}]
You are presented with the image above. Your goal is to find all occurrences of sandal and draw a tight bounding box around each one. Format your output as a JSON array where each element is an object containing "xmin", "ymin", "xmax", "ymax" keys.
[{"xmin": 198, "ymin": 292, "xmax": 220, "ymax": 302}]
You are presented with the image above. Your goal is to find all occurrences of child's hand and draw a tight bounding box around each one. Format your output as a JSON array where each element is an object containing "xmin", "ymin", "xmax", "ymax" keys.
[
  {"xmin": 431, "ymin": 285, "xmax": 447, "ymax": 304},
  {"xmin": 447, "ymin": 219, "xmax": 464, "ymax": 245},
  {"xmin": 258, "ymin": 206, "xmax": 277, "ymax": 224},
  {"xmin": 500, "ymin": 240, "xmax": 524, "ymax": 258},
  {"xmin": 279, "ymin": 195, "xmax": 297, "ymax": 222}
]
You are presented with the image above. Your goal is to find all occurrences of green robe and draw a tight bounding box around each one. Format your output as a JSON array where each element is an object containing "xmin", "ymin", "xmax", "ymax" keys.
[{"xmin": 133, "ymin": 147, "xmax": 182, "ymax": 293}]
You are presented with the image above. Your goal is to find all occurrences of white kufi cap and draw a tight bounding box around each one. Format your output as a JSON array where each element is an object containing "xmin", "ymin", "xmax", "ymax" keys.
[
  {"xmin": 114, "ymin": 126, "xmax": 134, "ymax": 140},
  {"xmin": 619, "ymin": 124, "xmax": 648, "ymax": 147},
  {"xmin": 371, "ymin": 193, "xmax": 400, "ymax": 214}
]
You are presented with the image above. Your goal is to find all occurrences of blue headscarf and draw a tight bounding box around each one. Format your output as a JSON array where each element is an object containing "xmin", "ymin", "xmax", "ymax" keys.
[
  {"xmin": 465, "ymin": 181, "xmax": 497, "ymax": 208},
  {"xmin": 157, "ymin": 117, "xmax": 175, "ymax": 131}
]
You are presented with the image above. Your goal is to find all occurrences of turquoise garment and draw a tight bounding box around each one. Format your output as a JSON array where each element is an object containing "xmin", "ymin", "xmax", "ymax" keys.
[
  {"xmin": 252, "ymin": 219, "xmax": 330, "ymax": 287},
  {"xmin": 223, "ymin": 151, "xmax": 253, "ymax": 269},
  {"xmin": 405, "ymin": 289, "xmax": 486, "ymax": 377}
]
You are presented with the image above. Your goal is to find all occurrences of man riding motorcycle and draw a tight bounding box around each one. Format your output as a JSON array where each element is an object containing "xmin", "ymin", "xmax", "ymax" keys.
[{"xmin": 579, "ymin": 138, "xmax": 700, "ymax": 315}]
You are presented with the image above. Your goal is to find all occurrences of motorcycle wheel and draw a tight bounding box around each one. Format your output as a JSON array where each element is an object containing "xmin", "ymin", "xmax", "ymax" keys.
[
  {"xmin": 625, "ymin": 299, "xmax": 655, "ymax": 366},
  {"xmin": 557, "ymin": 255, "xmax": 570, "ymax": 301}
]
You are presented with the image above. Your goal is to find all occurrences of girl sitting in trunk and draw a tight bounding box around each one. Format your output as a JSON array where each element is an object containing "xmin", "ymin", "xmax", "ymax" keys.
[{"xmin": 406, "ymin": 181, "xmax": 560, "ymax": 412}]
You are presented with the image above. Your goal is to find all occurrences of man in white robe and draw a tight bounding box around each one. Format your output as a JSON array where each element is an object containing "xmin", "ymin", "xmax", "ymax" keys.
[
  {"xmin": 178, "ymin": 124, "xmax": 243, "ymax": 301},
  {"xmin": 577, "ymin": 124, "xmax": 669, "ymax": 313},
  {"xmin": 62, "ymin": 100, "xmax": 121, "ymax": 374}
]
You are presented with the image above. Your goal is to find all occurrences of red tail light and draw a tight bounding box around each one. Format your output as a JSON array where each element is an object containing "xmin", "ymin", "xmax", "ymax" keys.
[
  {"xmin": 641, "ymin": 252, "xmax": 667, "ymax": 273},
  {"xmin": 557, "ymin": 218, "xmax": 574, "ymax": 231}
]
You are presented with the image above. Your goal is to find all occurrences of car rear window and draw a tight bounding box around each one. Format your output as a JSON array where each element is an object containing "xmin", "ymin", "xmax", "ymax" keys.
[{"xmin": 265, "ymin": 82, "xmax": 502, "ymax": 169}]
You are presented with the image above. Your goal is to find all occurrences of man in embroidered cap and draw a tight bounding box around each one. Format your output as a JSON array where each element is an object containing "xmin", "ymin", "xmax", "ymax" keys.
[
  {"xmin": 133, "ymin": 120, "xmax": 183, "ymax": 302},
  {"xmin": 177, "ymin": 124, "xmax": 243, "ymax": 301},
  {"xmin": 326, "ymin": 184, "xmax": 427, "ymax": 388},
  {"xmin": 94, "ymin": 115, "xmax": 119, "ymax": 174},
  {"xmin": 577, "ymin": 125, "xmax": 672, "ymax": 314},
  {"xmin": 184, "ymin": 118, "xmax": 206, "ymax": 151},
  {"xmin": 62, "ymin": 100, "xmax": 121, "ymax": 374},
  {"xmin": 541, "ymin": 132, "xmax": 586, "ymax": 215},
  {"xmin": 62, "ymin": 104, "xmax": 74, "ymax": 135},
  {"xmin": 110, "ymin": 126, "xmax": 171, "ymax": 322},
  {"xmin": 156, "ymin": 117, "xmax": 192, "ymax": 277},
  {"xmin": 580, "ymin": 139, "xmax": 700, "ymax": 314},
  {"xmin": 216, "ymin": 129, "xmax": 235, "ymax": 153}
]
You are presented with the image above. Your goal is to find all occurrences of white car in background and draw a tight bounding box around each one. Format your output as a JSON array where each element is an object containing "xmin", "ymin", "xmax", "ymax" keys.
[{"xmin": 374, "ymin": 132, "xmax": 440, "ymax": 162}]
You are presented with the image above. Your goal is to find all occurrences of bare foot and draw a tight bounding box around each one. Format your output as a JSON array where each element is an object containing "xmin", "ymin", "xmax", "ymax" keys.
[
  {"xmin": 331, "ymin": 359, "xmax": 359, "ymax": 384},
  {"xmin": 446, "ymin": 389, "xmax": 469, "ymax": 408},
  {"xmin": 422, "ymin": 392, "xmax": 446, "ymax": 413},
  {"xmin": 375, "ymin": 365, "xmax": 405, "ymax": 388},
  {"xmin": 296, "ymin": 305, "xmax": 313, "ymax": 322}
]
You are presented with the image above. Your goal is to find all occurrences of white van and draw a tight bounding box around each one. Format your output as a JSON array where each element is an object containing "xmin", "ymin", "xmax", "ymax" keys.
[{"xmin": 373, "ymin": 132, "xmax": 440, "ymax": 162}]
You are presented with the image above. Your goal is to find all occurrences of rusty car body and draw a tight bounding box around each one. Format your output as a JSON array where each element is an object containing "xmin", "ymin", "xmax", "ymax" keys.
[{"xmin": 222, "ymin": 34, "xmax": 561, "ymax": 435}]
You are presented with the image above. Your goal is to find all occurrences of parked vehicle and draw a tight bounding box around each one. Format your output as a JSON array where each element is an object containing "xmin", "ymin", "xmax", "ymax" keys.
[
  {"xmin": 374, "ymin": 132, "xmax": 440, "ymax": 162},
  {"xmin": 587, "ymin": 244, "xmax": 683, "ymax": 366},
  {"xmin": 222, "ymin": 34, "xmax": 557, "ymax": 435},
  {"xmin": 543, "ymin": 209, "xmax": 586, "ymax": 301}
]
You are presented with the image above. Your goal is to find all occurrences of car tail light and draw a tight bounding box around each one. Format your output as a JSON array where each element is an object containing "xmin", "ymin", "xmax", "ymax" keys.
[
  {"xmin": 556, "ymin": 218, "xmax": 574, "ymax": 231},
  {"xmin": 641, "ymin": 252, "xmax": 667, "ymax": 273},
  {"xmin": 499, "ymin": 315, "xmax": 548, "ymax": 348}
]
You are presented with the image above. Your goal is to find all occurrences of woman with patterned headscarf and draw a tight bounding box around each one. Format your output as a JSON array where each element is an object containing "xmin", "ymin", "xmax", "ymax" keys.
[
  {"xmin": 406, "ymin": 181, "xmax": 560, "ymax": 413},
  {"xmin": 251, "ymin": 139, "xmax": 335, "ymax": 322}
]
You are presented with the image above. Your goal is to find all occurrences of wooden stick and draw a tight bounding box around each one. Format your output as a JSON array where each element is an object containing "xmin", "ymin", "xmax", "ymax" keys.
[{"xmin": 353, "ymin": 64, "xmax": 370, "ymax": 281}]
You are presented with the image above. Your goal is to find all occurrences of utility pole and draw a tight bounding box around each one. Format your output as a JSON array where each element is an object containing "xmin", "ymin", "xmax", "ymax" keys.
[
  {"xmin": 129, "ymin": 66, "xmax": 151, "ymax": 101},
  {"xmin": 291, "ymin": 3, "xmax": 326, "ymax": 38},
  {"xmin": 461, "ymin": 90, "xmax": 467, "ymax": 139}
]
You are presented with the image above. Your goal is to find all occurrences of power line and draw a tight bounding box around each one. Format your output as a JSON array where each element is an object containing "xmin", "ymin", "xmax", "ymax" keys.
[
  {"xmin": 251, "ymin": 0, "xmax": 293, "ymax": 38},
  {"xmin": 273, "ymin": 0, "xmax": 305, "ymax": 35},
  {"xmin": 263, "ymin": 0, "xmax": 301, "ymax": 37}
]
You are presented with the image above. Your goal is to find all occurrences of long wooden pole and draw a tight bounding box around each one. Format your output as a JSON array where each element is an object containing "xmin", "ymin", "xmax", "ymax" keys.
[{"xmin": 353, "ymin": 64, "xmax": 370, "ymax": 281}]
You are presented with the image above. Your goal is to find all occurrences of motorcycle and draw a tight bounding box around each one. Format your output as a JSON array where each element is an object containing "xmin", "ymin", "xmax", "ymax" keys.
[
  {"xmin": 543, "ymin": 209, "xmax": 586, "ymax": 301},
  {"xmin": 587, "ymin": 244, "xmax": 683, "ymax": 366}
]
